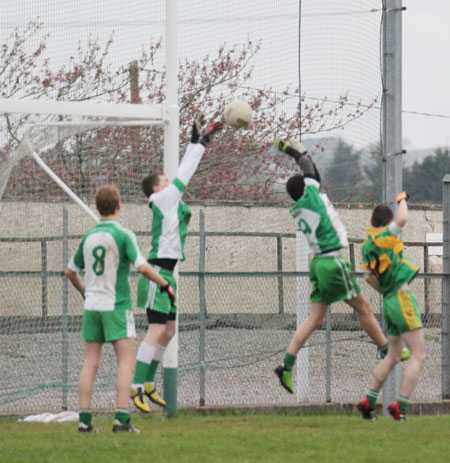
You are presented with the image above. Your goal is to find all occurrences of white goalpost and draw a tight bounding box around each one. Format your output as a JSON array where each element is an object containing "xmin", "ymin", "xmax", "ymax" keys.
[{"xmin": 161, "ymin": 0, "xmax": 180, "ymax": 416}]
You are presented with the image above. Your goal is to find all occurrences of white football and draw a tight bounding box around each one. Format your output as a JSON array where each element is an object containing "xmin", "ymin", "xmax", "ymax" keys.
[{"xmin": 223, "ymin": 100, "xmax": 252, "ymax": 128}]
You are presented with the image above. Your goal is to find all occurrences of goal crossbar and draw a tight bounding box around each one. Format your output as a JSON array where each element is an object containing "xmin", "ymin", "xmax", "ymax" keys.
[
  {"xmin": 0, "ymin": 97, "xmax": 164, "ymax": 121},
  {"xmin": 27, "ymin": 120, "xmax": 165, "ymax": 128}
]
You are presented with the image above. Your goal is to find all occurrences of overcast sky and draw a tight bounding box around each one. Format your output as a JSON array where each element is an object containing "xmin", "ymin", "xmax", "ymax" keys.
[{"xmin": 403, "ymin": 0, "xmax": 450, "ymax": 150}]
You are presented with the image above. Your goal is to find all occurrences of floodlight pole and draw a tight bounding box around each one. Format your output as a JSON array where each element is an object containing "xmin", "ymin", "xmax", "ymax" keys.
[
  {"xmin": 162, "ymin": 0, "xmax": 179, "ymax": 417},
  {"xmin": 443, "ymin": 175, "xmax": 450, "ymax": 399},
  {"xmin": 381, "ymin": 0, "xmax": 404, "ymax": 415}
]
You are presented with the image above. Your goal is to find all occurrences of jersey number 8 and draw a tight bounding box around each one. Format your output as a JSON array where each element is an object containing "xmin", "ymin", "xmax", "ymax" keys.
[{"xmin": 92, "ymin": 246, "xmax": 106, "ymax": 276}]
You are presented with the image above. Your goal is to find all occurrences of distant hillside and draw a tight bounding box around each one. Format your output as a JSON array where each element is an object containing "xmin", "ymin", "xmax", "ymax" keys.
[
  {"xmin": 268, "ymin": 137, "xmax": 444, "ymax": 178},
  {"xmin": 403, "ymin": 148, "xmax": 436, "ymax": 168},
  {"xmin": 302, "ymin": 138, "xmax": 440, "ymax": 170}
]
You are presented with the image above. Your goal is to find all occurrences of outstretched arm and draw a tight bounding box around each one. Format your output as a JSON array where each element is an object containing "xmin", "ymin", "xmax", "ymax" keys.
[
  {"xmin": 177, "ymin": 116, "xmax": 223, "ymax": 187},
  {"xmin": 274, "ymin": 138, "xmax": 321, "ymax": 182},
  {"xmin": 395, "ymin": 192, "xmax": 409, "ymax": 228},
  {"xmin": 177, "ymin": 143, "xmax": 206, "ymax": 187}
]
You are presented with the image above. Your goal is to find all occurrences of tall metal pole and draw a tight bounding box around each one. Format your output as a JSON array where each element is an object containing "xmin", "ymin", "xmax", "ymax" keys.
[
  {"xmin": 381, "ymin": 0, "xmax": 405, "ymax": 415},
  {"xmin": 61, "ymin": 207, "xmax": 69, "ymax": 410},
  {"xmin": 442, "ymin": 175, "xmax": 450, "ymax": 399},
  {"xmin": 198, "ymin": 211, "xmax": 207, "ymax": 406}
]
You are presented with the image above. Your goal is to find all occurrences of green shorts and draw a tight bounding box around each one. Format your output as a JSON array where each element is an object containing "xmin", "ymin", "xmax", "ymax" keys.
[
  {"xmin": 81, "ymin": 309, "xmax": 136, "ymax": 342},
  {"xmin": 383, "ymin": 289, "xmax": 423, "ymax": 336},
  {"xmin": 309, "ymin": 255, "xmax": 361, "ymax": 305},
  {"xmin": 137, "ymin": 265, "xmax": 177, "ymax": 315}
]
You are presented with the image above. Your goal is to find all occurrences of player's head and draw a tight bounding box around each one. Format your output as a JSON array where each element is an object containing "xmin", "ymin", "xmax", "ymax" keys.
[
  {"xmin": 142, "ymin": 173, "xmax": 169, "ymax": 197},
  {"xmin": 95, "ymin": 185, "xmax": 121, "ymax": 217},
  {"xmin": 286, "ymin": 174, "xmax": 305, "ymax": 201},
  {"xmin": 371, "ymin": 204, "xmax": 394, "ymax": 227}
]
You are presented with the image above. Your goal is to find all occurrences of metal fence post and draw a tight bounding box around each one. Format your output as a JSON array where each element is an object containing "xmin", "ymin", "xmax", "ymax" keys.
[
  {"xmin": 442, "ymin": 175, "xmax": 450, "ymax": 399},
  {"xmin": 61, "ymin": 207, "xmax": 69, "ymax": 410},
  {"xmin": 41, "ymin": 240, "xmax": 48, "ymax": 327},
  {"xmin": 424, "ymin": 244, "xmax": 430, "ymax": 323},
  {"xmin": 295, "ymin": 231, "xmax": 310, "ymax": 401},
  {"xmin": 277, "ymin": 235, "xmax": 284, "ymax": 314},
  {"xmin": 198, "ymin": 210, "xmax": 206, "ymax": 406},
  {"xmin": 349, "ymin": 242, "xmax": 355, "ymax": 269},
  {"xmin": 325, "ymin": 310, "xmax": 332, "ymax": 402}
]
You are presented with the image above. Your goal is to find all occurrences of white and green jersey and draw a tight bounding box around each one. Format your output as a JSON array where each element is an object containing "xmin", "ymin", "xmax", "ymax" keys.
[
  {"xmin": 290, "ymin": 178, "xmax": 348, "ymax": 255},
  {"xmin": 148, "ymin": 143, "xmax": 205, "ymax": 261},
  {"xmin": 68, "ymin": 219, "xmax": 146, "ymax": 311}
]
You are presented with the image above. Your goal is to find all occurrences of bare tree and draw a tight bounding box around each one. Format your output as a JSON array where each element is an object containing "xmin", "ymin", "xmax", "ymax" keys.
[{"xmin": 1, "ymin": 21, "xmax": 377, "ymax": 202}]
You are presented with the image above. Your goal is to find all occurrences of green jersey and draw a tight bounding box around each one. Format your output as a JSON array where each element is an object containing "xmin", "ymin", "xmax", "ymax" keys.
[
  {"xmin": 361, "ymin": 222, "xmax": 420, "ymax": 296},
  {"xmin": 147, "ymin": 143, "xmax": 205, "ymax": 261},
  {"xmin": 68, "ymin": 219, "xmax": 146, "ymax": 311},
  {"xmin": 289, "ymin": 178, "xmax": 348, "ymax": 254}
]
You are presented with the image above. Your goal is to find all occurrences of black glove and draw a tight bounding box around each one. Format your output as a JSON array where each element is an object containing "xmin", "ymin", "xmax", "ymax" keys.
[
  {"xmin": 161, "ymin": 283, "xmax": 175, "ymax": 304},
  {"xmin": 200, "ymin": 121, "xmax": 224, "ymax": 146},
  {"xmin": 191, "ymin": 113, "xmax": 206, "ymax": 143},
  {"xmin": 273, "ymin": 138, "xmax": 307, "ymax": 161}
]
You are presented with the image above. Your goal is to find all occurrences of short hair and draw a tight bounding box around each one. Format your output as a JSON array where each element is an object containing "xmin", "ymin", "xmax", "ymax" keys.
[
  {"xmin": 286, "ymin": 174, "xmax": 305, "ymax": 201},
  {"xmin": 371, "ymin": 204, "xmax": 393, "ymax": 227},
  {"xmin": 142, "ymin": 173, "xmax": 162, "ymax": 198},
  {"xmin": 95, "ymin": 185, "xmax": 120, "ymax": 216}
]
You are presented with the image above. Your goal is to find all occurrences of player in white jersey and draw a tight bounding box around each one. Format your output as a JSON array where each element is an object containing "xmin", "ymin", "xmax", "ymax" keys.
[
  {"xmin": 65, "ymin": 185, "xmax": 174, "ymax": 433},
  {"xmin": 272, "ymin": 139, "xmax": 406, "ymax": 395},
  {"xmin": 131, "ymin": 114, "xmax": 223, "ymax": 412}
]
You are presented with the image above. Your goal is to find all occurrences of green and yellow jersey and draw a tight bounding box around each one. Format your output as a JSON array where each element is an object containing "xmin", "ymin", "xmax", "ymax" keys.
[{"xmin": 361, "ymin": 222, "xmax": 419, "ymax": 296}]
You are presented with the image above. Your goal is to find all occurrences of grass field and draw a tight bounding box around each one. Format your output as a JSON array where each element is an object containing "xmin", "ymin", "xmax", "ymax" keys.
[{"xmin": 1, "ymin": 412, "xmax": 450, "ymax": 463}]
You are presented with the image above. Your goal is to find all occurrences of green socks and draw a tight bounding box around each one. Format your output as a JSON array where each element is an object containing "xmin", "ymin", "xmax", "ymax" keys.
[
  {"xmin": 146, "ymin": 344, "xmax": 166, "ymax": 382},
  {"xmin": 133, "ymin": 343, "xmax": 156, "ymax": 384},
  {"xmin": 366, "ymin": 389, "xmax": 379, "ymax": 407},
  {"xmin": 398, "ymin": 395, "xmax": 409, "ymax": 412},
  {"xmin": 81, "ymin": 408, "xmax": 131, "ymax": 427},
  {"xmin": 114, "ymin": 408, "xmax": 130, "ymax": 426},
  {"xmin": 79, "ymin": 410, "xmax": 92, "ymax": 426},
  {"xmin": 283, "ymin": 352, "xmax": 297, "ymax": 371},
  {"xmin": 133, "ymin": 360, "xmax": 150, "ymax": 385},
  {"xmin": 146, "ymin": 360, "xmax": 160, "ymax": 383}
]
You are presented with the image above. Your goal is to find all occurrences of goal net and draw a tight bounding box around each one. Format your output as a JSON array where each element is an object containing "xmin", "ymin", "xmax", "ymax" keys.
[{"xmin": 0, "ymin": 101, "xmax": 169, "ymax": 413}]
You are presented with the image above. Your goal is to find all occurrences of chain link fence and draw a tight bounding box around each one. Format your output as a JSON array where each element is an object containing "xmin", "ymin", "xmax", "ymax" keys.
[
  {"xmin": 0, "ymin": 203, "xmax": 446, "ymax": 413},
  {"xmin": 0, "ymin": 0, "xmax": 447, "ymax": 416}
]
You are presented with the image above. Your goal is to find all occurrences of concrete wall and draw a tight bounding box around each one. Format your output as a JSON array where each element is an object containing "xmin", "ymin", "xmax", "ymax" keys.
[{"xmin": 0, "ymin": 201, "xmax": 443, "ymax": 317}]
